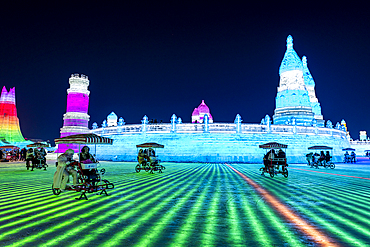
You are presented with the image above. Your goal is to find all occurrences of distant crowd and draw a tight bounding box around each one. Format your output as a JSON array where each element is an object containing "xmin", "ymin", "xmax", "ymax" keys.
[{"xmin": 0, "ymin": 147, "xmax": 47, "ymax": 164}]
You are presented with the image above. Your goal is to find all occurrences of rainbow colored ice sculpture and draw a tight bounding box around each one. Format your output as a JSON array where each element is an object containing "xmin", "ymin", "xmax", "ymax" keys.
[{"xmin": 0, "ymin": 86, "xmax": 25, "ymax": 143}]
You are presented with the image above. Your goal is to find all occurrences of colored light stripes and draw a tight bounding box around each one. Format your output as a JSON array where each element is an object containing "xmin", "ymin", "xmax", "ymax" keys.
[
  {"xmin": 290, "ymin": 167, "xmax": 370, "ymax": 180},
  {"xmin": 230, "ymin": 163, "xmax": 370, "ymax": 246},
  {"xmin": 1, "ymin": 162, "xmax": 369, "ymax": 246},
  {"xmin": 226, "ymin": 164, "xmax": 340, "ymax": 246}
]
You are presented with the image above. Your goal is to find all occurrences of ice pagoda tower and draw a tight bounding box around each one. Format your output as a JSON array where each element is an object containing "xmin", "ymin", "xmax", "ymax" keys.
[
  {"xmin": 273, "ymin": 35, "xmax": 322, "ymax": 126},
  {"xmin": 56, "ymin": 74, "xmax": 90, "ymax": 153},
  {"xmin": 0, "ymin": 86, "xmax": 25, "ymax": 143}
]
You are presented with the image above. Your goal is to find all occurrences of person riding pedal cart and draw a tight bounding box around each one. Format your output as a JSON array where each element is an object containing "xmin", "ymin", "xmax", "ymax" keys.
[{"xmin": 53, "ymin": 149, "xmax": 78, "ymax": 191}]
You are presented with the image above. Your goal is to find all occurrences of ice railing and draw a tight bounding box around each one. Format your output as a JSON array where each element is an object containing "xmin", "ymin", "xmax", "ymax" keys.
[
  {"xmin": 349, "ymin": 140, "xmax": 370, "ymax": 145},
  {"xmin": 90, "ymin": 122, "xmax": 347, "ymax": 138}
]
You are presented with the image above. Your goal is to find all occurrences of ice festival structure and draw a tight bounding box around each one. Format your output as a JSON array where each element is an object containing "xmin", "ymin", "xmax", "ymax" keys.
[
  {"xmin": 61, "ymin": 35, "xmax": 351, "ymax": 163},
  {"xmin": 56, "ymin": 74, "xmax": 91, "ymax": 153},
  {"xmin": 0, "ymin": 86, "xmax": 27, "ymax": 145}
]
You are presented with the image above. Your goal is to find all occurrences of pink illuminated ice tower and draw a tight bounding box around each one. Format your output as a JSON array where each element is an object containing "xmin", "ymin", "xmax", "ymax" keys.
[{"xmin": 56, "ymin": 74, "xmax": 90, "ymax": 153}]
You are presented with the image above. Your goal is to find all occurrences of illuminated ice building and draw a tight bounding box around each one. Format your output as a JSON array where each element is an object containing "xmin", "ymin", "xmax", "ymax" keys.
[
  {"xmin": 56, "ymin": 74, "xmax": 90, "ymax": 153},
  {"xmin": 80, "ymin": 35, "xmax": 351, "ymax": 163},
  {"xmin": 0, "ymin": 86, "xmax": 26, "ymax": 144}
]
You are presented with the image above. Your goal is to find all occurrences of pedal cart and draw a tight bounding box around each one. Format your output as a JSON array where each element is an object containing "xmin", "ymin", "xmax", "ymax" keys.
[
  {"xmin": 52, "ymin": 134, "xmax": 114, "ymax": 200},
  {"xmin": 308, "ymin": 146, "xmax": 335, "ymax": 169},
  {"xmin": 26, "ymin": 142, "xmax": 49, "ymax": 171},
  {"xmin": 365, "ymin": 150, "xmax": 370, "ymax": 159},
  {"xmin": 259, "ymin": 142, "xmax": 288, "ymax": 178},
  {"xmin": 342, "ymin": 148, "xmax": 356, "ymax": 163},
  {"xmin": 135, "ymin": 142, "xmax": 165, "ymax": 173}
]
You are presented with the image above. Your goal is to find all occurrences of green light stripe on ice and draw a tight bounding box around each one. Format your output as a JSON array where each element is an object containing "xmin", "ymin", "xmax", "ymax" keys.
[
  {"xmin": 227, "ymin": 164, "xmax": 341, "ymax": 246},
  {"xmin": 0, "ymin": 197, "xmax": 87, "ymax": 242},
  {"xmin": 225, "ymin": 164, "xmax": 306, "ymax": 247},
  {"xmin": 223, "ymin": 166, "xmax": 246, "ymax": 245},
  {"xmin": 199, "ymin": 164, "xmax": 221, "ymax": 246},
  {"xmin": 226, "ymin": 167, "xmax": 272, "ymax": 246},
  {"xmin": 8, "ymin": 166, "xmax": 204, "ymax": 247},
  {"xmin": 0, "ymin": 194, "xmax": 65, "ymax": 216},
  {"xmin": 278, "ymin": 185, "xmax": 370, "ymax": 241},
  {"xmin": 36, "ymin": 166, "xmax": 205, "ymax": 247},
  {"xmin": 0, "ymin": 194, "xmax": 78, "ymax": 227},
  {"xmin": 268, "ymin": 186, "xmax": 369, "ymax": 246},
  {"xmin": 73, "ymin": 165, "xmax": 210, "ymax": 247},
  {"xmin": 132, "ymin": 166, "xmax": 213, "ymax": 247},
  {"xmin": 243, "ymin": 166, "xmax": 370, "ymax": 245},
  {"xmin": 168, "ymin": 165, "xmax": 216, "ymax": 247},
  {"xmin": 254, "ymin": 168, "xmax": 370, "ymax": 231},
  {"xmin": 290, "ymin": 168, "xmax": 370, "ymax": 180}
]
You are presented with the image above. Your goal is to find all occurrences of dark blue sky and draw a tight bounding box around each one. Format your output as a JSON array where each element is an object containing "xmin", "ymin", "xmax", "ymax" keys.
[{"xmin": 1, "ymin": 2, "xmax": 369, "ymax": 144}]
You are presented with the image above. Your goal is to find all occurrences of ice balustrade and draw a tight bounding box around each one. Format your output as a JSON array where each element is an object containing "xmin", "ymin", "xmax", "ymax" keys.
[{"xmin": 91, "ymin": 122, "xmax": 346, "ymax": 138}]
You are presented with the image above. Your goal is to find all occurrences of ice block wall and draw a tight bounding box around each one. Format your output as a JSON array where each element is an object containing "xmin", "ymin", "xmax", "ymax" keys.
[{"xmin": 91, "ymin": 124, "xmax": 350, "ymax": 163}]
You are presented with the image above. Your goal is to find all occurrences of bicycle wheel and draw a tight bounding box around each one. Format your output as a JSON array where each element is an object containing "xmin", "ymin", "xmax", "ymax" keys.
[
  {"xmin": 52, "ymin": 185, "xmax": 61, "ymax": 195},
  {"xmin": 283, "ymin": 169, "xmax": 288, "ymax": 178},
  {"xmin": 269, "ymin": 167, "xmax": 275, "ymax": 178},
  {"xmin": 135, "ymin": 164, "xmax": 141, "ymax": 173}
]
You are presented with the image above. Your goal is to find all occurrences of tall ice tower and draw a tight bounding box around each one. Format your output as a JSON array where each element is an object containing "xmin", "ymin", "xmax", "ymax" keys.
[
  {"xmin": 56, "ymin": 74, "xmax": 90, "ymax": 153},
  {"xmin": 273, "ymin": 35, "xmax": 317, "ymax": 126}
]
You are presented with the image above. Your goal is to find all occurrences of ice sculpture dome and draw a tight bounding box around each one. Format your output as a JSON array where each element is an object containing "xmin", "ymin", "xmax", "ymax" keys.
[
  {"xmin": 107, "ymin": 112, "xmax": 118, "ymax": 120},
  {"xmin": 197, "ymin": 100, "xmax": 210, "ymax": 113},
  {"xmin": 192, "ymin": 108, "xmax": 199, "ymax": 116},
  {"xmin": 107, "ymin": 112, "xmax": 118, "ymax": 127}
]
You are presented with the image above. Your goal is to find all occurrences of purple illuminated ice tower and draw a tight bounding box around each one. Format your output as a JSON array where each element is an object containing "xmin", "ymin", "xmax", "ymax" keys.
[{"xmin": 56, "ymin": 74, "xmax": 91, "ymax": 153}]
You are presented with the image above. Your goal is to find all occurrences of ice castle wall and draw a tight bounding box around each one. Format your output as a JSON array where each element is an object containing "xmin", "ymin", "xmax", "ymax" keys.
[{"xmin": 90, "ymin": 124, "xmax": 350, "ymax": 164}]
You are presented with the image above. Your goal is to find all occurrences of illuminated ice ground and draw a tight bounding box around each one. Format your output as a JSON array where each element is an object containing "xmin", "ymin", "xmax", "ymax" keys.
[{"xmin": 0, "ymin": 160, "xmax": 369, "ymax": 246}]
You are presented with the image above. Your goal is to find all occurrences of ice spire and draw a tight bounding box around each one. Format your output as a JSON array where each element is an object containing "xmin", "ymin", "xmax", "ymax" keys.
[{"xmin": 279, "ymin": 35, "xmax": 303, "ymax": 75}]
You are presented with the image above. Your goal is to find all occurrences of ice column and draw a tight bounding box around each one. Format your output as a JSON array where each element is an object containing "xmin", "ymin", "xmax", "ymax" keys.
[
  {"xmin": 234, "ymin": 114, "xmax": 242, "ymax": 133},
  {"xmin": 171, "ymin": 114, "xmax": 177, "ymax": 133},
  {"xmin": 265, "ymin": 115, "xmax": 271, "ymax": 133},
  {"xmin": 141, "ymin": 115, "xmax": 148, "ymax": 133},
  {"xmin": 118, "ymin": 117, "xmax": 125, "ymax": 133},
  {"xmin": 203, "ymin": 114, "xmax": 209, "ymax": 133}
]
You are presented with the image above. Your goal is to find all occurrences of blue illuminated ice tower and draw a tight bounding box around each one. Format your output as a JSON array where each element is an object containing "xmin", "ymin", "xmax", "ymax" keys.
[{"xmin": 273, "ymin": 35, "xmax": 324, "ymax": 126}]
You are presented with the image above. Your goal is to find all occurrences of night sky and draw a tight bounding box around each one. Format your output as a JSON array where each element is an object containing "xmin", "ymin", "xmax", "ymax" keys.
[{"xmin": 1, "ymin": 2, "xmax": 369, "ymax": 144}]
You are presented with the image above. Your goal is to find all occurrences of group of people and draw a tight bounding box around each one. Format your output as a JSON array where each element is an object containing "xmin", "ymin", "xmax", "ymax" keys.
[
  {"xmin": 263, "ymin": 148, "xmax": 286, "ymax": 169},
  {"xmin": 306, "ymin": 151, "xmax": 332, "ymax": 166},
  {"xmin": 344, "ymin": 151, "xmax": 356, "ymax": 163},
  {"xmin": 25, "ymin": 148, "xmax": 47, "ymax": 170},
  {"xmin": 53, "ymin": 146, "xmax": 96, "ymax": 191},
  {"xmin": 0, "ymin": 148, "xmax": 28, "ymax": 162},
  {"xmin": 137, "ymin": 148, "xmax": 156, "ymax": 165}
]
